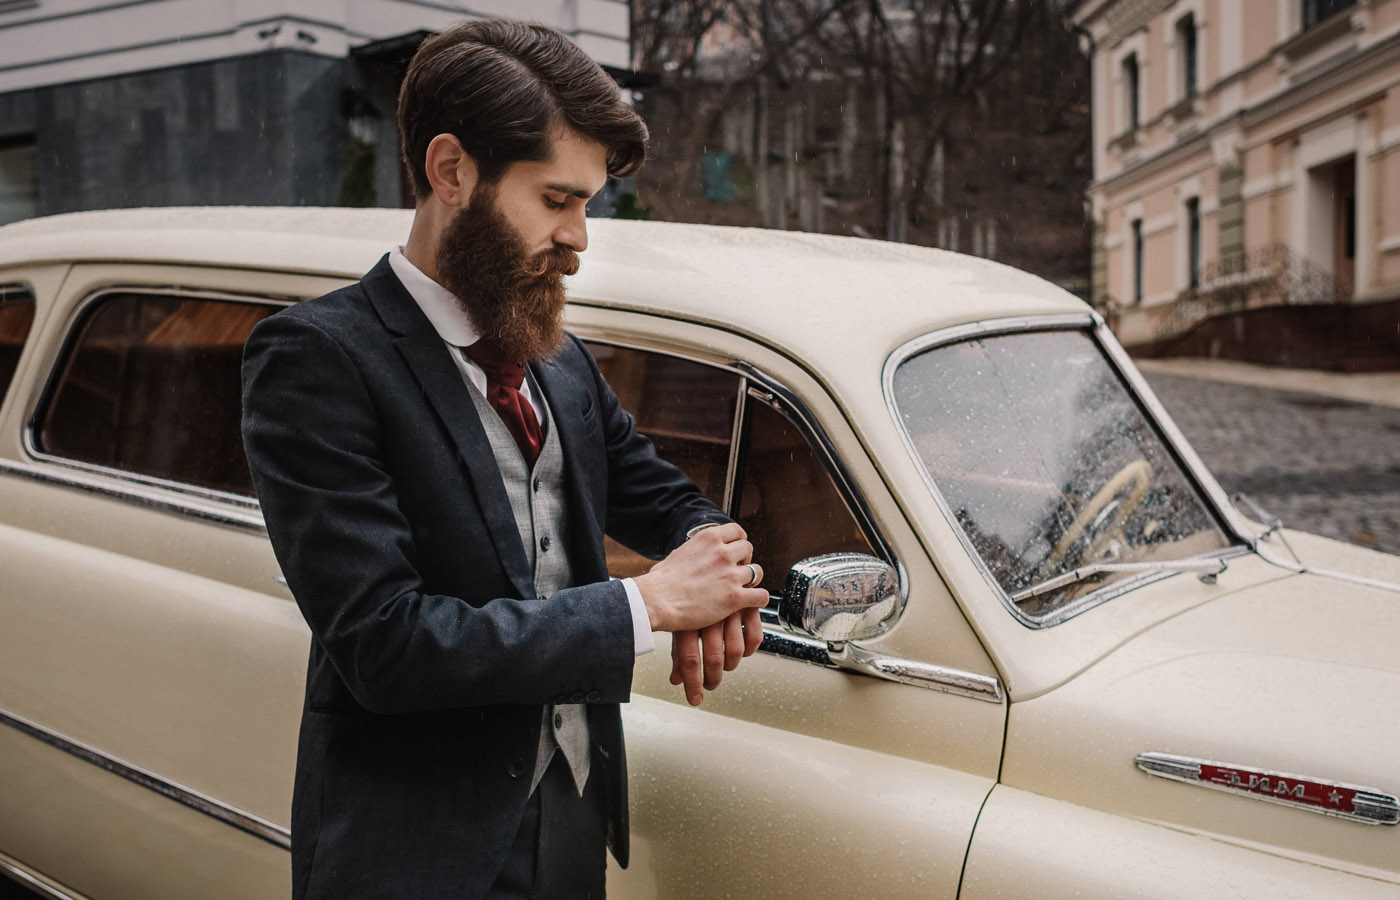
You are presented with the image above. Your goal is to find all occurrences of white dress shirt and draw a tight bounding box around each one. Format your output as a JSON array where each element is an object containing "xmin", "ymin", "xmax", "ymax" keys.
[{"xmin": 388, "ymin": 246, "xmax": 654, "ymax": 656}]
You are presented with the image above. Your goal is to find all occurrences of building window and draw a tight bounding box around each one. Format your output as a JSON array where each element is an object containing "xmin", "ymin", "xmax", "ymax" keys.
[
  {"xmin": 1185, "ymin": 198, "xmax": 1201, "ymax": 290},
  {"xmin": 1122, "ymin": 54, "xmax": 1140, "ymax": 131},
  {"xmin": 1176, "ymin": 14, "xmax": 1198, "ymax": 98},
  {"xmin": 1304, "ymin": 0, "xmax": 1355, "ymax": 29},
  {"xmin": 0, "ymin": 136, "xmax": 38, "ymax": 227},
  {"xmin": 1132, "ymin": 218, "xmax": 1144, "ymax": 303}
]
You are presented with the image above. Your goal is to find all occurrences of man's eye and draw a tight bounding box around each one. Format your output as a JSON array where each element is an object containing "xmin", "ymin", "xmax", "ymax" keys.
[{"xmin": 544, "ymin": 196, "xmax": 566, "ymax": 210}]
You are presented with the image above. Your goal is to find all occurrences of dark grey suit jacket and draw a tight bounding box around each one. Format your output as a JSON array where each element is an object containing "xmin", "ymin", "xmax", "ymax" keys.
[{"xmin": 241, "ymin": 256, "xmax": 726, "ymax": 900}]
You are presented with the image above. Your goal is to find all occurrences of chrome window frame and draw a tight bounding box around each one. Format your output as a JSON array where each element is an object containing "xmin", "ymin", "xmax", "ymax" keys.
[
  {"xmin": 8, "ymin": 285, "xmax": 296, "ymax": 532},
  {"xmin": 882, "ymin": 311, "xmax": 1250, "ymax": 629}
]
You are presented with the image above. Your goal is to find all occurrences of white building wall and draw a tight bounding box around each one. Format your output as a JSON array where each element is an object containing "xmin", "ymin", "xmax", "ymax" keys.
[{"xmin": 0, "ymin": 0, "xmax": 630, "ymax": 93}]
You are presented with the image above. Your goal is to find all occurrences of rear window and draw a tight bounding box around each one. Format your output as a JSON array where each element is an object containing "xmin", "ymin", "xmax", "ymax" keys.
[
  {"xmin": 0, "ymin": 285, "xmax": 36, "ymax": 404},
  {"xmin": 36, "ymin": 292, "xmax": 277, "ymax": 495}
]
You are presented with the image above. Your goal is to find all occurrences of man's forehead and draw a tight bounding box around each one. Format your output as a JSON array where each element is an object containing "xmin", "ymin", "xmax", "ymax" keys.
[{"xmin": 517, "ymin": 128, "xmax": 608, "ymax": 197}]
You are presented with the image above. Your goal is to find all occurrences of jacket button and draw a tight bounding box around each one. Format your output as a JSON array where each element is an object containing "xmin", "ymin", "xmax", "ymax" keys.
[
  {"xmin": 586, "ymin": 690, "xmax": 601, "ymax": 702},
  {"xmin": 553, "ymin": 712, "xmax": 564, "ymax": 729},
  {"xmin": 570, "ymin": 692, "xmax": 585, "ymax": 703},
  {"xmin": 507, "ymin": 758, "xmax": 527, "ymax": 778},
  {"xmin": 540, "ymin": 535, "xmax": 551, "ymax": 551}
]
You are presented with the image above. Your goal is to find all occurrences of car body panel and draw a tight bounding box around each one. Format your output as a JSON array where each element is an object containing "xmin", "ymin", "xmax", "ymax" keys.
[
  {"xmin": 608, "ymin": 694, "xmax": 994, "ymax": 899},
  {"xmin": 962, "ymin": 787, "xmax": 1400, "ymax": 899},
  {"xmin": 1002, "ymin": 564, "xmax": 1400, "ymax": 880}
]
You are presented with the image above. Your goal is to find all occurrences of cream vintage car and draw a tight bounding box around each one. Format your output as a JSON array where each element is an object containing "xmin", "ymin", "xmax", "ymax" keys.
[{"xmin": 0, "ymin": 207, "xmax": 1398, "ymax": 900}]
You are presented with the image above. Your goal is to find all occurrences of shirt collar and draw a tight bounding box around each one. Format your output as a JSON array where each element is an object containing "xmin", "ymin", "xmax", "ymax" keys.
[{"xmin": 387, "ymin": 245, "xmax": 481, "ymax": 347}]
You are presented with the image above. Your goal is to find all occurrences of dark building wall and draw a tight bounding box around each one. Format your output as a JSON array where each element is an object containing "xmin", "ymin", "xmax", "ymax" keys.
[
  {"xmin": 9, "ymin": 50, "xmax": 348, "ymax": 215},
  {"xmin": 1131, "ymin": 299, "xmax": 1400, "ymax": 372}
]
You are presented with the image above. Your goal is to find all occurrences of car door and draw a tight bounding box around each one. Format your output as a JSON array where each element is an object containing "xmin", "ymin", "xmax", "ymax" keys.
[
  {"xmin": 0, "ymin": 263, "xmax": 344, "ymax": 900},
  {"xmin": 571, "ymin": 308, "xmax": 1007, "ymax": 899}
]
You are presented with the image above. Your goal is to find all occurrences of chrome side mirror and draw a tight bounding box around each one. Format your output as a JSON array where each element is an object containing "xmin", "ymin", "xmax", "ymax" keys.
[{"xmin": 777, "ymin": 553, "xmax": 903, "ymax": 643}]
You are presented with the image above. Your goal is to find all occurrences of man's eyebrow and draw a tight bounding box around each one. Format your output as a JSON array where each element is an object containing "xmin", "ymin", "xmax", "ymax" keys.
[{"xmin": 545, "ymin": 182, "xmax": 596, "ymax": 199}]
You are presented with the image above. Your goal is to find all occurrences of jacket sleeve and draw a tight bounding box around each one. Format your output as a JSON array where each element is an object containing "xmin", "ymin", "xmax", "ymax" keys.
[
  {"xmin": 567, "ymin": 336, "xmax": 732, "ymax": 560},
  {"xmin": 242, "ymin": 313, "xmax": 634, "ymax": 715}
]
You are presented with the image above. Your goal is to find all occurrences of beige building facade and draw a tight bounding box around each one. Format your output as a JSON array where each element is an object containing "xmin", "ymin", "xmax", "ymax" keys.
[{"xmin": 1075, "ymin": 0, "xmax": 1400, "ymax": 361}]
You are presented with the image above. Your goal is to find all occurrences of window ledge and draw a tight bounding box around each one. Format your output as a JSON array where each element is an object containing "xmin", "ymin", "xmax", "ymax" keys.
[
  {"xmin": 1275, "ymin": 11, "xmax": 1355, "ymax": 62},
  {"xmin": 1109, "ymin": 128, "xmax": 1141, "ymax": 153},
  {"xmin": 1164, "ymin": 94, "xmax": 1202, "ymax": 123}
]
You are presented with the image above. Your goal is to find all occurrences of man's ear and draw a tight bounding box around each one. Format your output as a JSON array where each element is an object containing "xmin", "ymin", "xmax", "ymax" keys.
[{"xmin": 424, "ymin": 134, "xmax": 479, "ymax": 208}]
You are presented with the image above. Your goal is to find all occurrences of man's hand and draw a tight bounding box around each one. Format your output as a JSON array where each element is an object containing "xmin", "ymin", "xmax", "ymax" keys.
[
  {"xmin": 633, "ymin": 523, "xmax": 769, "ymax": 705},
  {"xmin": 668, "ymin": 606, "xmax": 764, "ymax": 705}
]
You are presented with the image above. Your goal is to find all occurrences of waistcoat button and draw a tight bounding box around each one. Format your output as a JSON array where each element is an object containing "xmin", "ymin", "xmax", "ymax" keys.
[
  {"xmin": 554, "ymin": 712, "xmax": 564, "ymax": 729},
  {"xmin": 540, "ymin": 535, "xmax": 551, "ymax": 551}
]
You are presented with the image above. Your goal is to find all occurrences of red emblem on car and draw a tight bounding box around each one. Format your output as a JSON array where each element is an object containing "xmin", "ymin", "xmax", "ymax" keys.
[{"xmin": 1137, "ymin": 752, "xmax": 1400, "ymax": 825}]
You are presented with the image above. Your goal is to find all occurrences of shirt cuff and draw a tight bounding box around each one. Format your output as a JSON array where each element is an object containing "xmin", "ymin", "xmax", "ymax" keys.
[{"xmin": 621, "ymin": 577, "xmax": 655, "ymax": 657}]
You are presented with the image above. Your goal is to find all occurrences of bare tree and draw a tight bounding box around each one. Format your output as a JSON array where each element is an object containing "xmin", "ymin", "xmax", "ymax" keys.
[{"xmin": 631, "ymin": 0, "xmax": 1090, "ymax": 283}]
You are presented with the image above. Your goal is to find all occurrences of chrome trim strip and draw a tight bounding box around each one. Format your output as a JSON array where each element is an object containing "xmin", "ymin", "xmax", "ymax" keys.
[
  {"xmin": 722, "ymin": 377, "xmax": 747, "ymax": 514},
  {"xmin": 829, "ymin": 643, "xmax": 1005, "ymax": 702},
  {"xmin": 881, "ymin": 313, "xmax": 1246, "ymax": 629},
  {"xmin": 0, "ymin": 706, "xmax": 291, "ymax": 850},
  {"xmin": 0, "ymin": 853, "xmax": 88, "ymax": 900},
  {"xmin": 0, "ymin": 456, "xmax": 266, "ymax": 531},
  {"xmin": 1251, "ymin": 534, "xmax": 1400, "ymax": 595},
  {"xmin": 756, "ymin": 623, "xmax": 1004, "ymax": 702},
  {"xmin": 1137, "ymin": 752, "xmax": 1400, "ymax": 826}
]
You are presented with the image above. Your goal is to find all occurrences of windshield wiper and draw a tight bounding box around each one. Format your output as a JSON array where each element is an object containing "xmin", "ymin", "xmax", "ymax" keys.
[{"xmin": 1011, "ymin": 557, "xmax": 1230, "ymax": 604}]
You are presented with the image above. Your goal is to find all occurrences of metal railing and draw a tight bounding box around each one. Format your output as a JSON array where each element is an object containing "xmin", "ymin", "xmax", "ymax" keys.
[{"xmin": 1110, "ymin": 244, "xmax": 1350, "ymax": 343}]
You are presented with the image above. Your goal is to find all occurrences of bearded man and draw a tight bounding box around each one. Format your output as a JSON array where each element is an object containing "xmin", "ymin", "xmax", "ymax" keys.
[{"xmin": 240, "ymin": 19, "xmax": 769, "ymax": 900}]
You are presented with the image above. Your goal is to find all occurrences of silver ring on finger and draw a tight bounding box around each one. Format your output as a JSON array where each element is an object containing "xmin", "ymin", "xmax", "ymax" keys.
[{"xmin": 742, "ymin": 563, "xmax": 760, "ymax": 587}]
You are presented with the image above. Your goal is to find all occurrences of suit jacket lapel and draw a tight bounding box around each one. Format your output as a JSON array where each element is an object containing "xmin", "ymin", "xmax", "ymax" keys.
[{"xmin": 363, "ymin": 256, "xmax": 535, "ymax": 600}]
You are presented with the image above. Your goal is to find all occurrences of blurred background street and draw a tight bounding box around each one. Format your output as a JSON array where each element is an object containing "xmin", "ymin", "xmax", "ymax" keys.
[{"xmin": 1142, "ymin": 361, "xmax": 1400, "ymax": 555}]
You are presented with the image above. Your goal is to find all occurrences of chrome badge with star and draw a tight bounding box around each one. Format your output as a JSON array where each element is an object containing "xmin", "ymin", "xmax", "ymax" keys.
[{"xmin": 1137, "ymin": 752, "xmax": 1400, "ymax": 825}]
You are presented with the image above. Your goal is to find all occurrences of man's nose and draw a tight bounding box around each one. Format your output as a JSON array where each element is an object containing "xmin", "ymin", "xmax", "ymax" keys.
[{"xmin": 553, "ymin": 208, "xmax": 588, "ymax": 253}]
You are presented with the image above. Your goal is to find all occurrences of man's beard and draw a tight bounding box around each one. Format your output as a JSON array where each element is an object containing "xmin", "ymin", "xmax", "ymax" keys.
[{"xmin": 435, "ymin": 184, "xmax": 580, "ymax": 363}]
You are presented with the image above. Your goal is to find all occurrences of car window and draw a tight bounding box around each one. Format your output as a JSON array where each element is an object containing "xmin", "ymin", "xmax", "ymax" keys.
[
  {"xmin": 36, "ymin": 292, "xmax": 277, "ymax": 496},
  {"xmin": 735, "ymin": 398, "xmax": 874, "ymax": 589},
  {"xmin": 0, "ymin": 288, "xmax": 36, "ymax": 405},
  {"xmin": 586, "ymin": 342, "xmax": 740, "ymax": 577},
  {"xmin": 892, "ymin": 328, "xmax": 1232, "ymax": 621},
  {"xmin": 0, "ymin": 286, "xmax": 36, "ymax": 404}
]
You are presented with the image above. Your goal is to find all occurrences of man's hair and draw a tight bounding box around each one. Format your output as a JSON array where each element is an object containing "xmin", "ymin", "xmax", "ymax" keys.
[{"xmin": 398, "ymin": 19, "xmax": 648, "ymax": 197}]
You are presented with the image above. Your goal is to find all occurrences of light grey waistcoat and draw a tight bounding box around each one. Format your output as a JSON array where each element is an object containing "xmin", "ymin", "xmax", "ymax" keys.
[{"xmin": 463, "ymin": 370, "xmax": 591, "ymax": 797}]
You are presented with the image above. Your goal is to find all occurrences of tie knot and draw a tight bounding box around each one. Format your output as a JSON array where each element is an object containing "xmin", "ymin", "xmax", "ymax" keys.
[{"xmin": 462, "ymin": 339, "xmax": 525, "ymax": 391}]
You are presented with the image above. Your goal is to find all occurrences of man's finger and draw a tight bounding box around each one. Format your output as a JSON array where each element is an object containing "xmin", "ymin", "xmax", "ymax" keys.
[
  {"xmin": 722, "ymin": 540, "xmax": 754, "ymax": 566},
  {"xmin": 741, "ymin": 606, "xmax": 763, "ymax": 657},
  {"xmin": 671, "ymin": 630, "xmax": 703, "ymax": 705},
  {"xmin": 701, "ymin": 522, "xmax": 746, "ymax": 546},
  {"xmin": 700, "ymin": 621, "xmax": 725, "ymax": 690},
  {"xmin": 723, "ymin": 612, "xmax": 744, "ymax": 671}
]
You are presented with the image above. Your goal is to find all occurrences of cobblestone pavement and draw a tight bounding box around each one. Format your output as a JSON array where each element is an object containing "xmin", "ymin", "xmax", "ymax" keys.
[{"xmin": 1142, "ymin": 372, "xmax": 1400, "ymax": 556}]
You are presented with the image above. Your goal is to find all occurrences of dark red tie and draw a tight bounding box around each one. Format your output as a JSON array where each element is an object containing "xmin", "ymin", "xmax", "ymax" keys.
[{"xmin": 461, "ymin": 339, "xmax": 543, "ymax": 465}]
